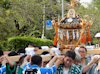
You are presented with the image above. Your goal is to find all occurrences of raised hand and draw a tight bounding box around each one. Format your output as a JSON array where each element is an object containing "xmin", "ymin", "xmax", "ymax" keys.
[
  {"xmin": 0, "ymin": 56, "xmax": 4, "ymax": 63},
  {"xmin": 90, "ymin": 55, "xmax": 100, "ymax": 64},
  {"xmin": 55, "ymin": 56, "xmax": 64, "ymax": 69},
  {"xmin": 1, "ymin": 56, "xmax": 7, "ymax": 65},
  {"xmin": 24, "ymin": 55, "xmax": 31, "ymax": 62},
  {"xmin": 56, "ymin": 56, "xmax": 64, "ymax": 65}
]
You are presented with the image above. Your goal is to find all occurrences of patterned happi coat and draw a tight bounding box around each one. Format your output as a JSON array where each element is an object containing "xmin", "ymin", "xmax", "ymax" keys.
[{"xmin": 56, "ymin": 64, "xmax": 80, "ymax": 74}]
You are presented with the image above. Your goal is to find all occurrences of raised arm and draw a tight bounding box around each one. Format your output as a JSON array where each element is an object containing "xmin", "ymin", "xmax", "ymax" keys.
[
  {"xmin": 4, "ymin": 55, "xmax": 14, "ymax": 68},
  {"xmin": 0, "ymin": 56, "xmax": 6, "ymax": 73},
  {"xmin": 55, "ymin": 57, "xmax": 64, "ymax": 69},
  {"xmin": 47, "ymin": 55, "xmax": 64, "ymax": 69},
  {"xmin": 82, "ymin": 55, "xmax": 99, "ymax": 73},
  {"xmin": 98, "ymin": 56, "xmax": 100, "ymax": 70},
  {"xmin": 23, "ymin": 55, "xmax": 31, "ymax": 62},
  {"xmin": 48, "ymin": 56, "xmax": 58, "ymax": 67}
]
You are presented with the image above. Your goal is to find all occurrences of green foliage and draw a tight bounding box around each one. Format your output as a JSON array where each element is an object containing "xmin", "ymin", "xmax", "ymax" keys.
[
  {"xmin": 7, "ymin": 36, "xmax": 53, "ymax": 51},
  {"xmin": 65, "ymin": 0, "xmax": 71, "ymax": 2},
  {"xmin": 0, "ymin": 41, "xmax": 7, "ymax": 51},
  {"xmin": 0, "ymin": 0, "xmax": 11, "ymax": 9},
  {"xmin": 0, "ymin": 43, "xmax": 3, "ymax": 50},
  {"xmin": 45, "ymin": 30, "xmax": 55, "ymax": 40},
  {"xmin": 93, "ymin": 0, "xmax": 100, "ymax": 10},
  {"xmin": 1, "ymin": 0, "xmax": 100, "ymax": 50},
  {"xmin": 2, "ymin": 0, "xmax": 11, "ymax": 9},
  {"xmin": 0, "ymin": 0, "xmax": 72, "ymax": 43},
  {"xmin": 92, "ymin": 38, "xmax": 97, "ymax": 45}
]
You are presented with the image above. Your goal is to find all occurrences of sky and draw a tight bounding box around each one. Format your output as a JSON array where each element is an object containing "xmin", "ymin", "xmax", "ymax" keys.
[{"xmin": 79, "ymin": 0, "xmax": 92, "ymax": 7}]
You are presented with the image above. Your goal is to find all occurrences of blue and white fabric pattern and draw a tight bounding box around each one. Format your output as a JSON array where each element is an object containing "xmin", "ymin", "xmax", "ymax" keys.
[
  {"xmin": 22, "ymin": 63, "xmax": 56, "ymax": 74},
  {"xmin": 0, "ymin": 65, "xmax": 6, "ymax": 74}
]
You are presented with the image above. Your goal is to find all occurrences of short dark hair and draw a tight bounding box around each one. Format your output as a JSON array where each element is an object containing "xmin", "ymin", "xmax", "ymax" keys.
[
  {"xmin": 0, "ymin": 49, "xmax": 3, "ymax": 56},
  {"xmin": 35, "ymin": 45, "xmax": 42, "ymax": 49},
  {"xmin": 79, "ymin": 46, "xmax": 87, "ymax": 52},
  {"xmin": 19, "ymin": 55, "xmax": 27, "ymax": 64},
  {"xmin": 31, "ymin": 55, "xmax": 42, "ymax": 66},
  {"xmin": 50, "ymin": 44, "xmax": 53, "ymax": 46},
  {"xmin": 41, "ymin": 51, "xmax": 49, "ymax": 55},
  {"xmin": 8, "ymin": 51, "xmax": 18, "ymax": 56},
  {"xmin": 53, "ymin": 45, "xmax": 57, "ymax": 48},
  {"xmin": 49, "ymin": 44, "xmax": 57, "ymax": 47},
  {"xmin": 17, "ymin": 48, "xmax": 25, "ymax": 54},
  {"xmin": 65, "ymin": 50, "xmax": 76, "ymax": 60},
  {"xmin": 29, "ymin": 43, "xmax": 35, "ymax": 47}
]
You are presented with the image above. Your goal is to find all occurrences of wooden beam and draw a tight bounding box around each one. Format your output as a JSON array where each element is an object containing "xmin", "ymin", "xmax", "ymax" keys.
[
  {"xmin": 35, "ymin": 49, "xmax": 70, "ymax": 55},
  {"xmin": 9, "ymin": 55, "xmax": 22, "ymax": 62},
  {"xmin": 61, "ymin": 49, "xmax": 70, "ymax": 54},
  {"xmin": 35, "ymin": 49, "xmax": 100, "ymax": 55},
  {"xmin": 9, "ymin": 55, "xmax": 52, "ymax": 62},
  {"xmin": 35, "ymin": 49, "xmax": 50, "ymax": 54},
  {"xmin": 87, "ymin": 49, "xmax": 100, "ymax": 54},
  {"xmin": 61, "ymin": 48, "xmax": 100, "ymax": 55},
  {"xmin": 42, "ymin": 55, "xmax": 52, "ymax": 62},
  {"xmin": 8, "ymin": 49, "xmax": 100, "ymax": 62}
]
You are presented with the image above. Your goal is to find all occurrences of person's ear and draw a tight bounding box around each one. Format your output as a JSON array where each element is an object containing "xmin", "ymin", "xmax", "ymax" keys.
[
  {"xmin": 39, "ymin": 63, "xmax": 42, "ymax": 67},
  {"xmin": 30, "ymin": 62, "xmax": 32, "ymax": 65}
]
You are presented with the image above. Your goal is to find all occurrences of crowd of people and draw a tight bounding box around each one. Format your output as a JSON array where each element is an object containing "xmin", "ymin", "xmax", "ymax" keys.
[{"xmin": 0, "ymin": 44, "xmax": 100, "ymax": 74}]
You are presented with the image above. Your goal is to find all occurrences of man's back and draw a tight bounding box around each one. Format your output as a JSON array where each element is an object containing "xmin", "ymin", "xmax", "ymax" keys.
[{"xmin": 22, "ymin": 63, "xmax": 56, "ymax": 74}]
